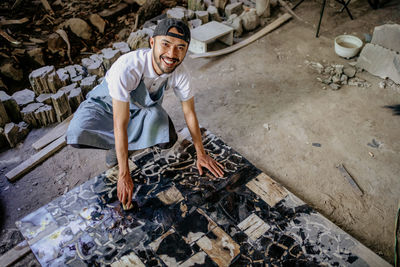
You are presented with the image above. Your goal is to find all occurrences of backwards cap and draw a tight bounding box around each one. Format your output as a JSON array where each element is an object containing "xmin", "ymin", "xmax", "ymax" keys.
[{"xmin": 152, "ymin": 18, "xmax": 191, "ymax": 44}]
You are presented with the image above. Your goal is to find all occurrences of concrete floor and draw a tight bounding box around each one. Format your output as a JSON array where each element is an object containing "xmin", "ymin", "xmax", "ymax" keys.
[{"xmin": 0, "ymin": 0, "xmax": 399, "ymax": 264}]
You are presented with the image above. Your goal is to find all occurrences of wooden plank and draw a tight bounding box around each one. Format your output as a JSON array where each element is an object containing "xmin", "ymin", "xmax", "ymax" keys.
[
  {"xmin": 246, "ymin": 172, "xmax": 288, "ymax": 207},
  {"xmin": 6, "ymin": 135, "xmax": 66, "ymax": 181},
  {"xmin": 237, "ymin": 213, "xmax": 270, "ymax": 241},
  {"xmin": 0, "ymin": 17, "xmax": 29, "ymax": 26},
  {"xmin": 0, "ymin": 240, "xmax": 30, "ymax": 267},
  {"xmin": 336, "ymin": 164, "xmax": 363, "ymax": 196},
  {"xmin": 111, "ymin": 252, "xmax": 145, "ymax": 267},
  {"xmin": 190, "ymin": 13, "xmax": 292, "ymax": 58},
  {"xmin": 32, "ymin": 115, "xmax": 72, "ymax": 150}
]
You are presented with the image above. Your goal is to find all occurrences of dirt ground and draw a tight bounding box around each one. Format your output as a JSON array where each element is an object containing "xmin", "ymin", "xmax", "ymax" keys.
[{"xmin": 1, "ymin": 0, "xmax": 400, "ymax": 265}]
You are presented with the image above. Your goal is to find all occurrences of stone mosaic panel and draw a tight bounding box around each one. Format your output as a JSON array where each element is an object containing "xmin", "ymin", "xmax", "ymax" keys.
[{"xmin": 16, "ymin": 129, "xmax": 390, "ymax": 266}]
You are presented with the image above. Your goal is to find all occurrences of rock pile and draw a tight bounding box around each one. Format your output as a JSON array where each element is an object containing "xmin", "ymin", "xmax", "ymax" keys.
[{"xmin": 305, "ymin": 60, "xmax": 371, "ymax": 90}]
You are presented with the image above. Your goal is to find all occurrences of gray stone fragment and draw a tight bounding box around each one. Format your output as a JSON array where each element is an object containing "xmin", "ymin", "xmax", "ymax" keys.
[
  {"xmin": 225, "ymin": 2, "xmax": 243, "ymax": 17},
  {"xmin": 68, "ymin": 87, "xmax": 84, "ymax": 112},
  {"xmin": 0, "ymin": 101, "xmax": 10, "ymax": 127},
  {"xmin": 112, "ymin": 42, "xmax": 130, "ymax": 54},
  {"xmin": 0, "ymin": 127, "xmax": 8, "ymax": 148},
  {"xmin": 65, "ymin": 18, "xmax": 92, "ymax": 40},
  {"xmin": 4, "ymin": 122, "xmax": 30, "ymax": 147},
  {"xmin": 356, "ymin": 43, "xmax": 400, "ymax": 84},
  {"xmin": 56, "ymin": 68, "xmax": 70, "ymax": 87},
  {"xmin": 0, "ymin": 61, "xmax": 23, "ymax": 81},
  {"xmin": 101, "ymin": 48, "xmax": 122, "ymax": 70},
  {"xmin": 82, "ymin": 56, "xmax": 105, "ymax": 77},
  {"xmin": 343, "ymin": 66, "xmax": 356, "ymax": 78},
  {"xmin": 36, "ymin": 93, "xmax": 52, "ymax": 105},
  {"xmin": 80, "ymin": 75, "xmax": 98, "ymax": 97},
  {"xmin": 207, "ymin": 6, "xmax": 222, "ymax": 22},
  {"xmin": 332, "ymin": 75, "xmax": 340, "ymax": 84},
  {"xmin": 51, "ymin": 90, "xmax": 72, "ymax": 122},
  {"xmin": 371, "ymin": 24, "xmax": 400, "ymax": 52},
  {"xmin": 34, "ymin": 104, "xmax": 56, "ymax": 126},
  {"xmin": 195, "ymin": 11, "xmax": 209, "ymax": 24},
  {"xmin": 21, "ymin": 102, "xmax": 44, "ymax": 127},
  {"xmin": 28, "ymin": 48, "xmax": 45, "ymax": 66},
  {"xmin": 189, "ymin": 19, "xmax": 203, "ymax": 29},
  {"xmin": 127, "ymin": 30, "xmax": 150, "ymax": 50},
  {"xmin": 240, "ymin": 8, "xmax": 260, "ymax": 31},
  {"xmin": 59, "ymin": 83, "xmax": 78, "ymax": 95},
  {"xmin": 167, "ymin": 8, "xmax": 186, "ymax": 21},
  {"xmin": 89, "ymin": 14, "xmax": 106, "ymax": 33},
  {"xmin": 329, "ymin": 83, "xmax": 341, "ymax": 90},
  {"xmin": 224, "ymin": 14, "xmax": 243, "ymax": 37},
  {"xmin": 12, "ymin": 89, "xmax": 35, "ymax": 107},
  {"xmin": 71, "ymin": 75, "xmax": 83, "ymax": 84},
  {"xmin": 65, "ymin": 65, "xmax": 85, "ymax": 79},
  {"xmin": 0, "ymin": 91, "xmax": 21, "ymax": 122}
]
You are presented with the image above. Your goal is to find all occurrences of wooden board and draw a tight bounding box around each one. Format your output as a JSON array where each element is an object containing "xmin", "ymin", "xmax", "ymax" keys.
[
  {"xmin": 246, "ymin": 172, "xmax": 288, "ymax": 207},
  {"xmin": 0, "ymin": 240, "xmax": 30, "ymax": 267},
  {"xmin": 32, "ymin": 115, "xmax": 72, "ymax": 150},
  {"xmin": 6, "ymin": 135, "xmax": 66, "ymax": 181},
  {"xmin": 190, "ymin": 13, "xmax": 292, "ymax": 58}
]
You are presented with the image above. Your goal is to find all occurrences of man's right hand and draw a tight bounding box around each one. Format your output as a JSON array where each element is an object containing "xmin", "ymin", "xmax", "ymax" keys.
[{"xmin": 117, "ymin": 172, "xmax": 134, "ymax": 208}]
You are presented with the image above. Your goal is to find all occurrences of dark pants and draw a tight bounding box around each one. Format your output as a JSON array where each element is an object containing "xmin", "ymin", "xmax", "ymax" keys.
[{"xmin": 70, "ymin": 117, "xmax": 178, "ymax": 150}]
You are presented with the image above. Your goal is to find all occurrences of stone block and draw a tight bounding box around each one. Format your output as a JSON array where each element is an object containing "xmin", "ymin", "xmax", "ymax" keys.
[
  {"xmin": 82, "ymin": 56, "xmax": 105, "ymax": 77},
  {"xmin": 80, "ymin": 75, "xmax": 98, "ymax": 97},
  {"xmin": 167, "ymin": 8, "xmax": 186, "ymax": 21},
  {"xmin": 127, "ymin": 30, "xmax": 150, "ymax": 50},
  {"xmin": 214, "ymin": 0, "xmax": 228, "ymax": 14},
  {"xmin": 224, "ymin": 14, "xmax": 243, "ymax": 37},
  {"xmin": 195, "ymin": 11, "xmax": 209, "ymax": 24},
  {"xmin": 241, "ymin": 8, "xmax": 260, "ymax": 31},
  {"xmin": 4, "ymin": 122, "xmax": 30, "ymax": 147},
  {"xmin": 0, "ymin": 91, "xmax": 21, "ymax": 122},
  {"xmin": 207, "ymin": 6, "xmax": 222, "ymax": 22},
  {"xmin": 371, "ymin": 24, "xmax": 400, "ymax": 52},
  {"xmin": 29, "ymin": 65, "xmax": 58, "ymax": 95},
  {"xmin": 101, "ymin": 48, "xmax": 122, "ymax": 70},
  {"xmin": 68, "ymin": 87, "xmax": 84, "ymax": 112},
  {"xmin": 51, "ymin": 90, "xmax": 72, "ymax": 122},
  {"xmin": 59, "ymin": 83, "xmax": 78, "ymax": 95},
  {"xmin": 12, "ymin": 89, "xmax": 35, "ymax": 107},
  {"xmin": 0, "ymin": 100, "xmax": 10, "ymax": 127},
  {"xmin": 56, "ymin": 68, "xmax": 70, "ymax": 87},
  {"xmin": 225, "ymin": 2, "xmax": 243, "ymax": 17},
  {"xmin": 21, "ymin": 102, "xmax": 44, "ymax": 127},
  {"xmin": 36, "ymin": 93, "xmax": 52, "ymax": 105},
  {"xmin": 112, "ymin": 42, "xmax": 130, "ymax": 54},
  {"xmin": 356, "ymin": 43, "xmax": 400, "ymax": 84},
  {"xmin": 34, "ymin": 104, "xmax": 56, "ymax": 126},
  {"xmin": 65, "ymin": 65, "xmax": 85, "ymax": 79},
  {"xmin": 188, "ymin": 0, "xmax": 205, "ymax": 11},
  {"xmin": 189, "ymin": 19, "xmax": 203, "ymax": 29}
]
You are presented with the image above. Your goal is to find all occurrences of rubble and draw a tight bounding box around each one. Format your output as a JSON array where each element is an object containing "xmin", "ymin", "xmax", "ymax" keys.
[
  {"xmin": 195, "ymin": 11, "xmax": 209, "ymax": 24},
  {"xmin": 4, "ymin": 122, "xmax": 30, "ymax": 148},
  {"xmin": 305, "ymin": 60, "xmax": 372, "ymax": 90},
  {"xmin": 127, "ymin": 30, "xmax": 150, "ymax": 50},
  {"xmin": 0, "ymin": 91, "xmax": 21, "ymax": 122},
  {"xmin": 65, "ymin": 18, "xmax": 92, "ymax": 40},
  {"xmin": 89, "ymin": 14, "xmax": 106, "ymax": 34},
  {"xmin": 241, "ymin": 8, "xmax": 260, "ymax": 31},
  {"xmin": 12, "ymin": 89, "xmax": 35, "ymax": 107},
  {"xmin": 225, "ymin": 2, "xmax": 243, "ymax": 17},
  {"xmin": 0, "ymin": 61, "xmax": 23, "ymax": 81}
]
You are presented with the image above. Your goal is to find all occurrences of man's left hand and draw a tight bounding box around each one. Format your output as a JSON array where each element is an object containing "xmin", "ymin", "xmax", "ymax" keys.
[{"xmin": 196, "ymin": 153, "xmax": 224, "ymax": 178}]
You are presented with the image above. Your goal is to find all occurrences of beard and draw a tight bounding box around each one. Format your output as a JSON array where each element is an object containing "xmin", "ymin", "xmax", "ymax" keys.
[{"xmin": 153, "ymin": 49, "xmax": 182, "ymax": 74}]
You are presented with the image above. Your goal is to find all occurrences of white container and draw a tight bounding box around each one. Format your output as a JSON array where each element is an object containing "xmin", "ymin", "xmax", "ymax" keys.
[{"xmin": 334, "ymin": 35, "xmax": 363, "ymax": 58}]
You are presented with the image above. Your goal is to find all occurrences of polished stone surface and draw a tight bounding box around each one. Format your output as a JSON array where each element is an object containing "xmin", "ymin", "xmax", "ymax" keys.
[{"xmin": 16, "ymin": 129, "xmax": 389, "ymax": 266}]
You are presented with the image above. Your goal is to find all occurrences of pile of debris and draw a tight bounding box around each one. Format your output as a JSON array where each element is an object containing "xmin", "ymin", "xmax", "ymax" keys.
[{"xmin": 305, "ymin": 60, "xmax": 371, "ymax": 90}]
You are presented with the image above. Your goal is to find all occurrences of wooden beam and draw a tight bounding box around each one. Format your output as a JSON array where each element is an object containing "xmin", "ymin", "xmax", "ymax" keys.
[
  {"xmin": 6, "ymin": 135, "xmax": 66, "ymax": 181},
  {"xmin": 0, "ymin": 240, "xmax": 30, "ymax": 267},
  {"xmin": 190, "ymin": 13, "xmax": 292, "ymax": 58},
  {"xmin": 0, "ymin": 17, "xmax": 29, "ymax": 26},
  {"xmin": 278, "ymin": 0, "xmax": 303, "ymax": 21},
  {"xmin": 32, "ymin": 115, "xmax": 72, "ymax": 150}
]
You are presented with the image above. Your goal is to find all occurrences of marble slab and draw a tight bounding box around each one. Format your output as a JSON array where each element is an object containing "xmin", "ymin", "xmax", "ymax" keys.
[{"xmin": 16, "ymin": 129, "xmax": 390, "ymax": 266}]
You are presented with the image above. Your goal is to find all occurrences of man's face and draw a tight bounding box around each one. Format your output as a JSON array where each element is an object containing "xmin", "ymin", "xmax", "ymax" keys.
[{"xmin": 150, "ymin": 27, "xmax": 188, "ymax": 75}]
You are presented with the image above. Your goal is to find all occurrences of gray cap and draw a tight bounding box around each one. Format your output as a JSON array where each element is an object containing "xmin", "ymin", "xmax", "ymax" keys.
[{"xmin": 153, "ymin": 18, "xmax": 191, "ymax": 44}]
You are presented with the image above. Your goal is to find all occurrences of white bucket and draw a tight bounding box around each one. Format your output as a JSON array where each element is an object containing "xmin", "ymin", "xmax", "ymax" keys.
[{"xmin": 334, "ymin": 35, "xmax": 363, "ymax": 59}]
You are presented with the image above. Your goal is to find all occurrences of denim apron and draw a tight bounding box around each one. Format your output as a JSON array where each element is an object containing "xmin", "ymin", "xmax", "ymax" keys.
[{"xmin": 66, "ymin": 78, "xmax": 170, "ymax": 150}]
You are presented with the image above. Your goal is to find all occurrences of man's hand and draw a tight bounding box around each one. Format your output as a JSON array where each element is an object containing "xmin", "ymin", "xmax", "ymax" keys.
[
  {"xmin": 196, "ymin": 153, "xmax": 224, "ymax": 178},
  {"xmin": 117, "ymin": 172, "xmax": 134, "ymax": 209}
]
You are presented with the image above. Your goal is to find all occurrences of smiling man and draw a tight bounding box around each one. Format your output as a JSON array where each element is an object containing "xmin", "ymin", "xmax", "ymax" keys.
[{"xmin": 66, "ymin": 19, "xmax": 224, "ymax": 208}]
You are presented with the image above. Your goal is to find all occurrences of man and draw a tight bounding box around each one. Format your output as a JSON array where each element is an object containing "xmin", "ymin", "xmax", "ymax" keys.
[{"xmin": 66, "ymin": 19, "xmax": 224, "ymax": 208}]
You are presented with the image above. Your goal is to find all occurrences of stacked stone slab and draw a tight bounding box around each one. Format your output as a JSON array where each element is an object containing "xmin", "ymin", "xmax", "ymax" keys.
[
  {"xmin": 82, "ymin": 54, "xmax": 105, "ymax": 77},
  {"xmin": 51, "ymin": 90, "xmax": 72, "ymax": 122},
  {"xmin": 0, "ymin": 91, "xmax": 21, "ymax": 122},
  {"xmin": 68, "ymin": 87, "xmax": 84, "ymax": 112},
  {"xmin": 101, "ymin": 48, "xmax": 122, "ymax": 71},
  {"xmin": 12, "ymin": 89, "xmax": 35, "ymax": 108},
  {"xmin": 21, "ymin": 103, "xmax": 44, "ymax": 127},
  {"xmin": 112, "ymin": 42, "xmax": 130, "ymax": 54},
  {"xmin": 34, "ymin": 104, "xmax": 56, "ymax": 126},
  {"xmin": 4, "ymin": 122, "xmax": 30, "ymax": 147},
  {"xmin": 29, "ymin": 65, "xmax": 62, "ymax": 95},
  {"xmin": 80, "ymin": 75, "xmax": 98, "ymax": 97}
]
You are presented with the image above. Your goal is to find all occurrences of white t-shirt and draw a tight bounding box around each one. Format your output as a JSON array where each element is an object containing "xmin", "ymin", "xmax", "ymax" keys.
[{"xmin": 105, "ymin": 49, "xmax": 193, "ymax": 103}]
